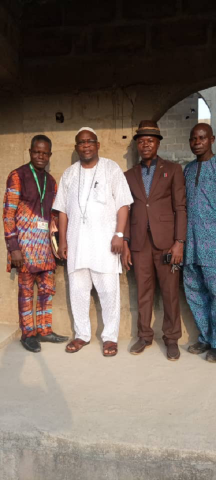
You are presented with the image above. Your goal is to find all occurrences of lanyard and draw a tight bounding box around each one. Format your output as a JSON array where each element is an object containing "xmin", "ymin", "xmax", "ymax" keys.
[{"xmin": 29, "ymin": 163, "xmax": 47, "ymax": 217}]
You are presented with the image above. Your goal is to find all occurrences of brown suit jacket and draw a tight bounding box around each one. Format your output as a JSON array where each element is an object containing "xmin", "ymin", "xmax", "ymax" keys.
[{"xmin": 124, "ymin": 156, "xmax": 187, "ymax": 251}]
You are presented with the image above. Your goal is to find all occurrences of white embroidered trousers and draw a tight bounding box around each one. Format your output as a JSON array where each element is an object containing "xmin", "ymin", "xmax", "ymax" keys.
[{"xmin": 68, "ymin": 269, "xmax": 120, "ymax": 343}]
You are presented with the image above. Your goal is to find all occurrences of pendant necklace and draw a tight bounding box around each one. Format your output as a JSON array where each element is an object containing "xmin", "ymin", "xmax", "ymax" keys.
[{"xmin": 78, "ymin": 160, "xmax": 99, "ymax": 223}]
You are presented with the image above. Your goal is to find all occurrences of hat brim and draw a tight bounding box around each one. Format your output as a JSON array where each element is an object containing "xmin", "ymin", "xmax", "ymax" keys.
[{"xmin": 133, "ymin": 132, "xmax": 163, "ymax": 141}]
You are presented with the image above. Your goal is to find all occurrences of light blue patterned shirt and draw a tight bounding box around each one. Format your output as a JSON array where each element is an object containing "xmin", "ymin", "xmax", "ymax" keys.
[
  {"xmin": 184, "ymin": 155, "xmax": 216, "ymax": 266},
  {"xmin": 141, "ymin": 158, "xmax": 157, "ymax": 197}
]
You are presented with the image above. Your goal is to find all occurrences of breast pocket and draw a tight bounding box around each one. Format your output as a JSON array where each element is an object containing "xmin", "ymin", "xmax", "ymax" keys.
[{"xmin": 93, "ymin": 183, "xmax": 107, "ymax": 204}]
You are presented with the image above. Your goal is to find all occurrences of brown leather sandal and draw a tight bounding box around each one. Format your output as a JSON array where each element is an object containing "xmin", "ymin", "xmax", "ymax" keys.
[
  {"xmin": 103, "ymin": 341, "xmax": 118, "ymax": 357},
  {"xmin": 66, "ymin": 338, "xmax": 90, "ymax": 353}
]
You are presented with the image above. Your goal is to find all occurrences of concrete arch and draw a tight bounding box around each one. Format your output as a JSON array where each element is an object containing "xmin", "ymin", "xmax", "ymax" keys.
[
  {"xmin": 152, "ymin": 77, "xmax": 216, "ymax": 123},
  {"xmin": 198, "ymin": 86, "xmax": 216, "ymax": 142},
  {"xmin": 157, "ymin": 86, "xmax": 215, "ymax": 166},
  {"xmin": 198, "ymin": 92, "xmax": 211, "ymax": 115},
  {"xmin": 157, "ymin": 93, "xmax": 199, "ymax": 166}
]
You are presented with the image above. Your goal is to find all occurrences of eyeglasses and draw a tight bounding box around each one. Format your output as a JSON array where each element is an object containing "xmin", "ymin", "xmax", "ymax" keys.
[
  {"xmin": 31, "ymin": 150, "xmax": 51, "ymax": 157},
  {"xmin": 76, "ymin": 140, "xmax": 97, "ymax": 146}
]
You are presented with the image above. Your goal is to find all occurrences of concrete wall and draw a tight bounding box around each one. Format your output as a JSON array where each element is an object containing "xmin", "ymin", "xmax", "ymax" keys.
[
  {"xmin": 0, "ymin": 3, "xmax": 20, "ymax": 86},
  {"xmin": 158, "ymin": 94, "xmax": 198, "ymax": 166},
  {"xmin": 0, "ymin": 91, "xmax": 197, "ymax": 344},
  {"xmin": 199, "ymin": 87, "xmax": 216, "ymax": 154}
]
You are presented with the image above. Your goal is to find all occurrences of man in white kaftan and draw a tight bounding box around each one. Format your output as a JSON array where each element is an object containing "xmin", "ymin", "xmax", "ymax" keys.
[{"xmin": 53, "ymin": 127, "xmax": 133, "ymax": 356}]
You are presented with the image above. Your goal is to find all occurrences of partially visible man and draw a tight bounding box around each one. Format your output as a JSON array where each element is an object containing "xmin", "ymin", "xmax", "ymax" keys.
[
  {"xmin": 53, "ymin": 127, "xmax": 133, "ymax": 356},
  {"xmin": 3, "ymin": 135, "xmax": 68, "ymax": 352},
  {"xmin": 122, "ymin": 121, "xmax": 187, "ymax": 360},
  {"xmin": 184, "ymin": 123, "xmax": 216, "ymax": 363}
]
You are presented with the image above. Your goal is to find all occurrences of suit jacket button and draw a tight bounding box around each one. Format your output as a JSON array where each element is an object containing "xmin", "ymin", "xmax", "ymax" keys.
[{"xmin": 146, "ymin": 204, "xmax": 149, "ymax": 207}]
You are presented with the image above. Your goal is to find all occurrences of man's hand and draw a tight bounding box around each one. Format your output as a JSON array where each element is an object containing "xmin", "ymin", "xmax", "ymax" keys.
[
  {"xmin": 11, "ymin": 250, "xmax": 24, "ymax": 268},
  {"xmin": 121, "ymin": 241, "xmax": 132, "ymax": 271},
  {"xmin": 111, "ymin": 235, "xmax": 124, "ymax": 255},
  {"xmin": 168, "ymin": 241, "xmax": 184, "ymax": 265},
  {"xmin": 58, "ymin": 242, "xmax": 67, "ymax": 260},
  {"xmin": 50, "ymin": 217, "xmax": 58, "ymax": 231}
]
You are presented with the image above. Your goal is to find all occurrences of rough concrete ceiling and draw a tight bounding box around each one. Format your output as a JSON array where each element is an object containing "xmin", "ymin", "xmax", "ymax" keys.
[{"xmin": 1, "ymin": 0, "xmax": 216, "ymax": 105}]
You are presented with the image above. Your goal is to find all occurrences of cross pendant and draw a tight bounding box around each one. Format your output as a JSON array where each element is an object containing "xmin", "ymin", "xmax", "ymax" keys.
[{"xmin": 81, "ymin": 214, "xmax": 87, "ymax": 224}]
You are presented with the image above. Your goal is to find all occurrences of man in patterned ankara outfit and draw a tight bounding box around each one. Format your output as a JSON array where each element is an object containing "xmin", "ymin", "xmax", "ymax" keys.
[
  {"xmin": 53, "ymin": 127, "xmax": 133, "ymax": 356},
  {"xmin": 184, "ymin": 123, "xmax": 216, "ymax": 363},
  {"xmin": 3, "ymin": 135, "xmax": 68, "ymax": 352}
]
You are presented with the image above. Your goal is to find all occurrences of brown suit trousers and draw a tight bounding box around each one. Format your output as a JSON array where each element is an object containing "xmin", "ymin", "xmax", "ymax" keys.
[{"xmin": 132, "ymin": 231, "xmax": 181, "ymax": 344}]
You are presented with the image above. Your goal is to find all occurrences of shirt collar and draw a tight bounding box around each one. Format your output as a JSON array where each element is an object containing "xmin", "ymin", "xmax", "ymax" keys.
[
  {"xmin": 196, "ymin": 154, "xmax": 216, "ymax": 163},
  {"xmin": 141, "ymin": 157, "xmax": 158, "ymax": 168}
]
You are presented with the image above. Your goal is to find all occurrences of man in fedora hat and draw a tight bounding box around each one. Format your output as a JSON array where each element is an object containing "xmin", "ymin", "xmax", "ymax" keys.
[{"xmin": 122, "ymin": 120, "xmax": 187, "ymax": 360}]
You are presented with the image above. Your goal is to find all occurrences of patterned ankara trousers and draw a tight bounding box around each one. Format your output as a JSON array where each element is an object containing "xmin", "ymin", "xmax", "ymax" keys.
[
  {"xmin": 184, "ymin": 264, "xmax": 216, "ymax": 348},
  {"xmin": 18, "ymin": 271, "xmax": 55, "ymax": 339},
  {"xmin": 69, "ymin": 269, "xmax": 120, "ymax": 343}
]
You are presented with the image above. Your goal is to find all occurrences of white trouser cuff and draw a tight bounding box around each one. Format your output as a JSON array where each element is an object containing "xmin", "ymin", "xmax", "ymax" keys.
[
  {"xmin": 75, "ymin": 334, "xmax": 91, "ymax": 342},
  {"xmin": 101, "ymin": 335, "xmax": 118, "ymax": 343}
]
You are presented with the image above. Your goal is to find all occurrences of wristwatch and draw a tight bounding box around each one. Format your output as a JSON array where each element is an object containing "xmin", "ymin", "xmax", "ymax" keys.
[
  {"xmin": 114, "ymin": 232, "xmax": 124, "ymax": 238},
  {"xmin": 176, "ymin": 239, "xmax": 184, "ymax": 244}
]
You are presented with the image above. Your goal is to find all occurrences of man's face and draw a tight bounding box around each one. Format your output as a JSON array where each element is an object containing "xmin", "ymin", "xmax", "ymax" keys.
[
  {"xmin": 75, "ymin": 131, "xmax": 100, "ymax": 163},
  {"xmin": 189, "ymin": 126, "xmax": 214, "ymax": 157},
  {"xmin": 29, "ymin": 141, "xmax": 52, "ymax": 171},
  {"xmin": 136, "ymin": 135, "xmax": 160, "ymax": 161}
]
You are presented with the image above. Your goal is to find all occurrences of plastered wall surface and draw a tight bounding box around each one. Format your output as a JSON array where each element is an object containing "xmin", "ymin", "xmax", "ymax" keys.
[{"xmin": 0, "ymin": 92, "xmax": 197, "ymax": 343}]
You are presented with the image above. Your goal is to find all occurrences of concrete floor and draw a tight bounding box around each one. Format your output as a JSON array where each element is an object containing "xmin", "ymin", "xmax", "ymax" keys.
[
  {"xmin": 0, "ymin": 338, "xmax": 216, "ymax": 480},
  {"xmin": 0, "ymin": 323, "xmax": 19, "ymax": 349}
]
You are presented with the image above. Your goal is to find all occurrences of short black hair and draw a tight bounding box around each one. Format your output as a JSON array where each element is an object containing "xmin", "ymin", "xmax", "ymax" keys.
[
  {"xmin": 190, "ymin": 123, "xmax": 214, "ymax": 137},
  {"xmin": 31, "ymin": 135, "xmax": 52, "ymax": 151}
]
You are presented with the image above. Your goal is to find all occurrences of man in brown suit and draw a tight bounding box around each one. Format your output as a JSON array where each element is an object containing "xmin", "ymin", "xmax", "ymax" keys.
[{"xmin": 122, "ymin": 121, "xmax": 187, "ymax": 360}]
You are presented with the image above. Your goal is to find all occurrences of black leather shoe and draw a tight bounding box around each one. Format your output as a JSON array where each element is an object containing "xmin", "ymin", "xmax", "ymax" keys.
[
  {"xmin": 188, "ymin": 341, "xmax": 211, "ymax": 354},
  {"xmin": 21, "ymin": 336, "xmax": 41, "ymax": 353},
  {"xmin": 36, "ymin": 332, "xmax": 69, "ymax": 343},
  {"xmin": 206, "ymin": 348, "xmax": 216, "ymax": 363}
]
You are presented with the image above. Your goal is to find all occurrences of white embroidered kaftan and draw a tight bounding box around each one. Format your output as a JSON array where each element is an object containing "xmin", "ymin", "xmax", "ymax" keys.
[{"xmin": 53, "ymin": 157, "xmax": 133, "ymax": 274}]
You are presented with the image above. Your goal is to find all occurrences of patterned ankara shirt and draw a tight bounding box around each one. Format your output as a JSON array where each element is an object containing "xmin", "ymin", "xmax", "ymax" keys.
[
  {"xmin": 141, "ymin": 158, "xmax": 157, "ymax": 197},
  {"xmin": 3, "ymin": 163, "xmax": 57, "ymax": 273},
  {"xmin": 184, "ymin": 155, "xmax": 216, "ymax": 266}
]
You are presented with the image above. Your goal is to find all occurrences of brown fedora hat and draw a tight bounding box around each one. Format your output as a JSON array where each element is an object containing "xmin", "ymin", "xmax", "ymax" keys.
[{"xmin": 133, "ymin": 120, "xmax": 163, "ymax": 141}]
